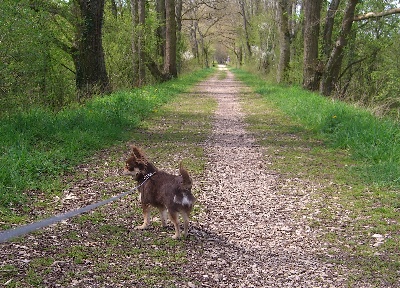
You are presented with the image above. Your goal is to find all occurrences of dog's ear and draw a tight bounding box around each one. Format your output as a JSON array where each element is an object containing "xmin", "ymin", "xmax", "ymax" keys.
[
  {"xmin": 129, "ymin": 145, "xmax": 138, "ymax": 160},
  {"xmin": 130, "ymin": 145, "xmax": 146, "ymax": 161},
  {"xmin": 179, "ymin": 162, "xmax": 192, "ymax": 190},
  {"xmin": 130, "ymin": 145, "xmax": 141, "ymax": 157}
]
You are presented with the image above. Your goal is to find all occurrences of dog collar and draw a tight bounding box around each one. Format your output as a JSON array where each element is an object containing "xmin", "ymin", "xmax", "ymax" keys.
[{"xmin": 143, "ymin": 171, "xmax": 156, "ymax": 181}]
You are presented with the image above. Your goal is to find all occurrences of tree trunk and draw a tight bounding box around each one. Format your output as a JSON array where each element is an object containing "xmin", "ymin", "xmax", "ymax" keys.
[
  {"xmin": 302, "ymin": 0, "xmax": 322, "ymax": 91},
  {"xmin": 175, "ymin": 0, "xmax": 183, "ymax": 72},
  {"xmin": 144, "ymin": 52, "xmax": 169, "ymax": 82},
  {"xmin": 73, "ymin": 0, "xmax": 110, "ymax": 99},
  {"xmin": 164, "ymin": 0, "xmax": 177, "ymax": 78},
  {"xmin": 156, "ymin": 0, "xmax": 166, "ymax": 59},
  {"xmin": 239, "ymin": 0, "xmax": 252, "ymax": 57},
  {"xmin": 320, "ymin": 0, "xmax": 358, "ymax": 96},
  {"xmin": 130, "ymin": 0, "xmax": 145, "ymax": 86},
  {"xmin": 130, "ymin": 0, "xmax": 139, "ymax": 86},
  {"xmin": 277, "ymin": 0, "xmax": 291, "ymax": 83},
  {"xmin": 176, "ymin": 0, "xmax": 183, "ymax": 33},
  {"xmin": 138, "ymin": 0, "xmax": 146, "ymax": 85},
  {"xmin": 234, "ymin": 45, "xmax": 243, "ymax": 67},
  {"xmin": 190, "ymin": 19, "xmax": 199, "ymax": 59},
  {"xmin": 197, "ymin": 28, "xmax": 207, "ymax": 67},
  {"xmin": 322, "ymin": 0, "xmax": 341, "ymax": 58}
]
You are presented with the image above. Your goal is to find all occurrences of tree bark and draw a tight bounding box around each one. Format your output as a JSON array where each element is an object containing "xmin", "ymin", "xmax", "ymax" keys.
[
  {"xmin": 320, "ymin": 0, "xmax": 358, "ymax": 96},
  {"xmin": 322, "ymin": 0, "xmax": 340, "ymax": 58},
  {"xmin": 190, "ymin": 19, "xmax": 199, "ymax": 59},
  {"xmin": 164, "ymin": 0, "xmax": 177, "ymax": 78},
  {"xmin": 353, "ymin": 8, "xmax": 400, "ymax": 21},
  {"xmin": 238, "ymin": 0, "xmax": 252, "ymax": 57},
  {"xmin": 176, "ymin": 0, "xmax": 183, "ymax": 33},
  {"xmin": 73, "ymin": 0, "xmax": 110, "ymax": 99},
  {"xmin": 144, "ymin": 52, "xmax": 169, "ymax": 82},
  {"xmin": 175, "ymin": 0, "xmax": 183, "ymax": 72},
  {"xmin": 130, "ymin": 0, "xmax": 139, "ymax": 86},
  {"xmin": 138, "ymin": 0, "xmax": 146, "ymax": 85},
  {"xmin": 302, "ymin": 0, "xmax": 322, "ymax": 91},
  {"xmin": 277, "ymin": 0, "xmax": 291, "ymax": 83},
  {"xmin": 156, "ymin": 0, "xmax": 166, "ymax": 59}
]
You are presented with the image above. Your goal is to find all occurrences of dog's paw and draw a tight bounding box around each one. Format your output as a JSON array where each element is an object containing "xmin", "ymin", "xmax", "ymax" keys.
[
  {"xmin": 171, "ymin": 233, "xmax": 180, "ymax": 239},
  {"xmin": 135, "ymin": 224, "xmax": 148, "ymax": 230}
]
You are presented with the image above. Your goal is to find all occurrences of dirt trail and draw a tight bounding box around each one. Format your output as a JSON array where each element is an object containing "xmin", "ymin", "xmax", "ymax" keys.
[{"xmin": 184, "ymin": 67, "xmax": 348, "ymax": 287}]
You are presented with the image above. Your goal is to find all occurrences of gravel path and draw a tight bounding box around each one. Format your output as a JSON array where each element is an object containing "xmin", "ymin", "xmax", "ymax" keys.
[
  {"xmin": 0, "ymin": 67, "xmax": 356, "ymax": 287},
  {"xmin": 184, "ymin": 67, "xmax": 348, "ymax": 287}
]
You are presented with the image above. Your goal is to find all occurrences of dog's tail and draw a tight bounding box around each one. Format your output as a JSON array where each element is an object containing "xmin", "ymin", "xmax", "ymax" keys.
[{"xmin": 179, "ymin": 162, "xmax": 192, "ymax": 190}]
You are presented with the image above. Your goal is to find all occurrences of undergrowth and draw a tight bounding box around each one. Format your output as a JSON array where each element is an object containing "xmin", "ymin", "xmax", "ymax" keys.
[{"xmin": 0, "ymin": 69, "xmax": 213, "ymax": 214}]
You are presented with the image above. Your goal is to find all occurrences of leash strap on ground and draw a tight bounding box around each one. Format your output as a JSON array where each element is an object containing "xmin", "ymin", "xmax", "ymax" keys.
[{"xmin": 0, "ymin": 173, "xmax": 155, "ymax": 244}]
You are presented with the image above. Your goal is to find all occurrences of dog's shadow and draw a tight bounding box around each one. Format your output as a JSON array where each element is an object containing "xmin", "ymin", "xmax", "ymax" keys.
[{"xmin": 185, "ymin": 224, "xmax": 262, "ymax": 254}]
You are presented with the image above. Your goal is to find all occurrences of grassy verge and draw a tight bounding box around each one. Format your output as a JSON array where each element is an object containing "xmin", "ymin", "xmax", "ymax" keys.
[
  {"xmin": 0, "ymin": 69, "xmax": 213, "ymax": 224},
  {"xmin": 234, "ymin": 69, "xmax": 399, "ymax": 285}
]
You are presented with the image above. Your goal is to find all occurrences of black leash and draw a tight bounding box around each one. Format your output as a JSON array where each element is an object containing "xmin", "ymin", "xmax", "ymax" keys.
[{"xmin": 0, "ymin": 172, "xmax": 156, "ymax": 243}]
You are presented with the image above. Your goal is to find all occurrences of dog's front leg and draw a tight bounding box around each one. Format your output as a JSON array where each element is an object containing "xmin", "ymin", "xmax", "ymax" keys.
[
  {"xmin": 182, "ymin": 212, "xmax": 190, "ymax": 238},
  {"xmin": 169, "ymin": 211, "xmax": 180, "ymax": 239},
  {"xmin": 135, "ymin": 204, "xmax": 150, "ymax": 230}
]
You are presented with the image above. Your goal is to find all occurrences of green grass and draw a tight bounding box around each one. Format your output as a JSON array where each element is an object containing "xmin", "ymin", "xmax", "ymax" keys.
[
  {"xmin": 0, "ymin": 68, "xmax": 213, "ymax": 216},
  {"xmin": 234, "ymin": 68, "xmax": 400, "ymax": 286}
]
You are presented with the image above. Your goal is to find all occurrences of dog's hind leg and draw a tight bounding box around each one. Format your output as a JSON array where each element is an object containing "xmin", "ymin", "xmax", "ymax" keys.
[
  {"xmin": 158, "ymin": 208, "xmax": 168, "ymax": 227},
  {"xmin": 169, "ymin": 211, "xmax": 180, "ymax": 239},
  {"xmin": 135, "ymin": 204, "xmax": 150, "ymax": 230}
]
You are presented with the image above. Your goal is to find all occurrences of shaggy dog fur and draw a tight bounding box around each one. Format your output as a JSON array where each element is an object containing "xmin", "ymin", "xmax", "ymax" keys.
[{"xmin": 123, "ymin": 146, "xmax": 195, "ymax": 239}]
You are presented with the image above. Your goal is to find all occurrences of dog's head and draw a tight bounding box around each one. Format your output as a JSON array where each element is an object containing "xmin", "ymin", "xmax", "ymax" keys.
[{"xmin": 123, "ymin": 146, "xmax": 156, "ymax": 181}]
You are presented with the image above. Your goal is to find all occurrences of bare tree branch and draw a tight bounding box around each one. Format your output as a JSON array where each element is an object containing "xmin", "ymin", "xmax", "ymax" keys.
[{"xmin": 354, "ymin": 8, "xmax": 400, "ymax": 21}]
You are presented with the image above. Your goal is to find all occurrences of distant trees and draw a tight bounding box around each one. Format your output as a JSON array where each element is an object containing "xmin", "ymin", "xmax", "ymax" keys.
[
  {"xmin": 131, "ymin": 0, "xmax": 146, "ymax": 86},
  {"xmin": 130, "ymin": 0, "xmax": 178, "ymax": 82},
  {"xmin": 0, "ymin": 0, "xmax": 110, "ymax": 108},
  {"xmin": 182, "ymin": 0, "xmax": 232, "ymax": 68},
  {"xmin": 1, "ymin": 0, "xmax": 75, "ymax": 111}
]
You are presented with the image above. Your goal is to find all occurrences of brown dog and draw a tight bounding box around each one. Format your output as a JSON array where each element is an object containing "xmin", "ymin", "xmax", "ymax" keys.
[{"xmin": 123, "ymin": 146, "xmax": 195, "ymax": 239}]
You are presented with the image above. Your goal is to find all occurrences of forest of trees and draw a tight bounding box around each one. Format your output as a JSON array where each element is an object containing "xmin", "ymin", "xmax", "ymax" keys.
[{"xmin": 1, "ymin": 0, "xmax": 399, "ymax": 117}]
